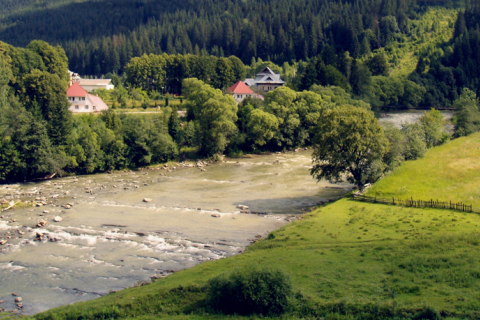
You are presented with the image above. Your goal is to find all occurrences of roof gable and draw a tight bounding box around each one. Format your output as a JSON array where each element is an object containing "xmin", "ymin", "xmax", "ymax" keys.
[
  {"xmin": 66, "ymin": 82, "xmax": 88, "ymax": 97},
  {"xmin": 226, "ymin": 81, "xmax": 254, "ymax": 94},
  {"xmin": 257, "ymin": 67, "xmax": 275, "ymax": 76}
]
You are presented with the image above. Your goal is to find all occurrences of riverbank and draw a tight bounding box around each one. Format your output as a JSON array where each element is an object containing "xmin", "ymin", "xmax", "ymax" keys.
[
  {"xmin": 33, "ymin": 132, "xmax": 480, "ymax": 319},
  {"xmin": 0, "ymin": 150, "xmax": 354, "ymax": 315}
]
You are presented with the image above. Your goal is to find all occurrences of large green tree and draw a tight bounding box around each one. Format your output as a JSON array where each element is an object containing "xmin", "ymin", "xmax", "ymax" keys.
[
  {"xmin": 310, "ymin": 106, "xmax": 388, "ymax": 188},
  {"xmin": 22, "ymin": 69, "xmax": 71, "ymax": 145},
  {"xmin": 183, "ymin": 78, "xmax": 238, "ymax": 156}
]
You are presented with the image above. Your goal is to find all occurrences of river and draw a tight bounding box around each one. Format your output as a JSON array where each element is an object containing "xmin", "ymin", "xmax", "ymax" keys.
[{"xmin": 0, "ymin": 150, "xmax": 353, "ymax": 314}]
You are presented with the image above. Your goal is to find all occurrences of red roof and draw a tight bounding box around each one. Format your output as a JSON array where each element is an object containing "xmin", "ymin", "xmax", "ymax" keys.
[
  {"xmin": 66, "ymin": 82, "xmax": 88, "ymax": 97},
  {"xmin": 226, "ymin": 81, "xmax": 254, "ymax": 94}
]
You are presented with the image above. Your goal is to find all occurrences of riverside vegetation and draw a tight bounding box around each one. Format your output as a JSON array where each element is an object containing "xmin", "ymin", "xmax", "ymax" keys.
[
  {"xmin": 2, "ymin": 2, "xmax": 480, "ymax": 185},
  {"xmin": 32, "ymin": 133, "xmax": 480, "ymax": 319}
]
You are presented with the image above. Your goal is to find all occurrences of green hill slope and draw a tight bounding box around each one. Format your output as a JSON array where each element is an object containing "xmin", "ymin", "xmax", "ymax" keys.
[{"xmin": 36, "ymin": 133, "xmax": 480, "ymax": 320}]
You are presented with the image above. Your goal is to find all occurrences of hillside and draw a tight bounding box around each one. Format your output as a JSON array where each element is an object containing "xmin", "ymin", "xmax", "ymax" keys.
[
  {"xmin": 0, "ymin": 0, "xmax": 429, "ymax": 76},
  {"xmin": 35, "ymin": 132, "xmax": 480, "ymax": 320}
]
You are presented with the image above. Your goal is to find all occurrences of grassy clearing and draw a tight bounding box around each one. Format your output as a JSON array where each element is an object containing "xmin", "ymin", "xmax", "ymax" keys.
[
  {"xmin": 35, "ymin": 134, "xmax": 480, "ymax": 320},
  {"xmin": 368, "ymin": 133, "xmax": 480, "ymax": 207}
]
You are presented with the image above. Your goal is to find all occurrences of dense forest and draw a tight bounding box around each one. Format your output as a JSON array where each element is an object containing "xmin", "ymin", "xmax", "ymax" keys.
[{"xmin": 0, "ymin": 0, "xmax": 432, "ymax": 76}]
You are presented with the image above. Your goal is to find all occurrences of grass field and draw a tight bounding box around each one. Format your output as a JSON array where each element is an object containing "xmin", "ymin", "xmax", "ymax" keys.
[
  {"xmin": 35, "ymin": 133, "xmax": 480, "ymax": 320},
  {"xmin": 368, "ymin": 133, "xmax": 480, "ymax": 208}
]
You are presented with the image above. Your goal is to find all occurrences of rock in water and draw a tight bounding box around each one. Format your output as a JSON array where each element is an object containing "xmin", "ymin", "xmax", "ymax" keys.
[
  {"xmin": 37, "ymin": 221, "xmax": 47, "ymax": 227},
  {"xmin": 14, "ymin": 297, "xmax": 22, "ymax": 303},
  {"xmin": 211, "ymin": 214, "xmax": 221, "ymax": 218},
  {"xmin": 53, "ymin": 216, "xmax": 63, "ymax": 222},
  {"xmin": 143, "ymin": 198, "xmax": 153, "ymax": 202}
]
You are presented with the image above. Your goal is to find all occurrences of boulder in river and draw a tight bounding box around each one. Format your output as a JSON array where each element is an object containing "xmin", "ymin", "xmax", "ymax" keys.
[
  {"xmin": 143, "ymin": 198, "xmax": 153, "ymax": 202},
  {"xmin": 0, "ymin": 240, "xmax": 7, "ymax": 245},
  {"xmin": 211, "ymin": 214, "xmax": 221, "ymax": 218},
  {"xmin": 14, "ymin": 297, "xmax": 22, "ymax": 303},
  {"xmin": 237, "ymin": 205, "xmax": 249, "ymax": 210},
  {"xmin": 37, "ymin": 221, "xmax": 47, "ymax": 227},
  {"xmin": 53, "ymin": 216, "xmax": 63, "ymax": 222}
]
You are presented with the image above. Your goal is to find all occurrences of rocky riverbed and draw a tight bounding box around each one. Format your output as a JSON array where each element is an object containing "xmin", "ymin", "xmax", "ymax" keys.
[{"xmin": 0, "ymin": 150, "xmax": 353, "ymax": 315}]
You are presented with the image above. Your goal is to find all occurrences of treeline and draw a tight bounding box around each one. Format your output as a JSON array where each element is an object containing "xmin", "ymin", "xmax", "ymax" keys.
[{"xmin": 0, "ymin": 0, "xmax": 420, "ymax": 76}]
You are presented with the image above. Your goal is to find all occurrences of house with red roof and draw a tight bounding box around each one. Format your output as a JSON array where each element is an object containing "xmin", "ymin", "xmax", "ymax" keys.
[
  {"xmin": 66, "ymin": 82, "xmax": 109, "ymax": 113},
  {"xmin": 226, "ymin": 81, "xmax": 264, "ymax": 104}
]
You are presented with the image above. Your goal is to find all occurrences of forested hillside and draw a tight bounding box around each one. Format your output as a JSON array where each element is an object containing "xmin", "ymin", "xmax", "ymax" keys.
[{"xmin": 0, "ymin": 0, "xmax": 427, "ymax": 76}]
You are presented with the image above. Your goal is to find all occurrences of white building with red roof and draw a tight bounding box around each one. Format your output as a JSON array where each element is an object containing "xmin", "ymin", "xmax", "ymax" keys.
[
  {"xmin": 66, "ymin": 82, "xmax": 109, "ymax": 113},
  {"xmin": 226, "ymin": 81, "xmax": 264, "ymax": 104}
]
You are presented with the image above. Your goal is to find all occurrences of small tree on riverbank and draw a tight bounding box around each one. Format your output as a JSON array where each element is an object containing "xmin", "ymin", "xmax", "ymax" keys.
[{"xmin": 310, "ymin": 105, "xmax": 388, "ymax": 189}]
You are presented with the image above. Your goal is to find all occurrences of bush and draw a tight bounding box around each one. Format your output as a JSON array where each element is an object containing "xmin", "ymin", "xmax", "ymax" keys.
[{"xmin": 206, "ymin": 266, "xmax": 293, "ymax": 316}]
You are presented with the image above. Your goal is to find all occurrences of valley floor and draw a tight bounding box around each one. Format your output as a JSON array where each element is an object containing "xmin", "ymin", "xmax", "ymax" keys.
[{"xmin": 34, "ymin": 133, "xmax": 480, "ymax": 320}]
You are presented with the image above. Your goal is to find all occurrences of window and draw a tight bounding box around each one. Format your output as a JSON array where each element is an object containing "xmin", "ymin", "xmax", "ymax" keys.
[
  {"xmin": 85, "ymin": 105, "xmax": 89, "ymax": 109},
  {"xmin": 81, "ymin": 97, "xmax": 85, "ymax": 101},
  {"xmin": 71, "ymin": 97, "xmax": 75, "ymax": 101},
  {"xmin": 75, "ymin": 105, "xmax": 79, "ymax": 109}
]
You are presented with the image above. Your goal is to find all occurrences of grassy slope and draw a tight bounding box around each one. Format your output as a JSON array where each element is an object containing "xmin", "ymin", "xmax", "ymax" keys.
[
  {"xmin": 36, "ymin": 133, "xmax": 480, "ymax": 320},
  {"xmin": 368, "ymin": 133, "xmax": 480, "ymax": 207}
]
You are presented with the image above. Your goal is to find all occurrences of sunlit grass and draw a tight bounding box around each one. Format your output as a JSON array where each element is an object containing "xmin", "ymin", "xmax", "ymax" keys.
[{"xmin": 368, "ymin": 133, "xmax": 480, "ymax": 208}]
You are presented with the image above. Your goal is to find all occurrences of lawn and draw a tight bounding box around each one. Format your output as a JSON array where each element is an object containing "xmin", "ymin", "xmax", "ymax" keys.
[{"xmin": 35, "ymin": 134, "xmax": 480, "ymax": 320}]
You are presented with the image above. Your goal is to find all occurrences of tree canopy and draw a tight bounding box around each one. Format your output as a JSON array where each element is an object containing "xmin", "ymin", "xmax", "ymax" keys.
[{"xmin": 310, "ymin": 106, "xmax": 388, "ymax": 188}]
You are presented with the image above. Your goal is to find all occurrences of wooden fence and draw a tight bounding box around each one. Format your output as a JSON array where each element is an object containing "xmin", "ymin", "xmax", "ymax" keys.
[{"xmin": 352, "ymin": 193, "xmax": 475, "ymax": 213}]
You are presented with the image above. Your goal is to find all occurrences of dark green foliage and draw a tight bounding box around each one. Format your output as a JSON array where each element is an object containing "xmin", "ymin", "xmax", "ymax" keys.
[
  {"xmin": 402, "ymin": 123, "xmax": 427, "ymax": 160},
  {"xmin": 206, "ymin": 266, "xmax": 293, "ymax": 316},
  {"xmin": 311, "ymin": 106, "xmax": 389, "ymax": 188},
  {"xmin": 453, "ymin": 88, "xmax": 480, "ymax": 137},
  {"xmin": 367, "ymin": 54, "xmax": 389, "ymax": 76},
  {"xmin": 21, "ymin": 69, "xmax": 72, "ymax": 145},
  {"xmin": 0, "ymin": 0, "xmax": 417, "ymax": 77},
  {"xmin": 299, "ymin": 56, "xmax": 349, "ymax": 92}
]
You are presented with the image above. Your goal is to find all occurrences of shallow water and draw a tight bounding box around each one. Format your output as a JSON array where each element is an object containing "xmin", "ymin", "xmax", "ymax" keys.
[
  {"xmin": 379, "ymin": 110, "xmax": 454, "ymax": 129},
  {"xmin": 0, "ymin": 150, "xmax": 352, "ymax": 314}
]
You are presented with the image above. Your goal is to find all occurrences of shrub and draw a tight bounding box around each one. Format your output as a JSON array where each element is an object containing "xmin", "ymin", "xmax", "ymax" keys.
[{"xmin": 206, "ymin": 266, "xmax": 293, "ymax": 316}]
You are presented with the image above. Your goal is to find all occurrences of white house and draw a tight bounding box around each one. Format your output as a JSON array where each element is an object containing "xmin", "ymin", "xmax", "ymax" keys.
[
  {"xmin": 244, "ymin": 67, "xmax": 285, "ymax": 92},
  {"xmin": 226, "ymin": 81, "xmax": 264, "ymax": 104},
  {"xmin": 77, "ymin": 79, "xmax": 114, "ymax": 92},
  {"xmin": 67, "ymin": 82, "xmax": 109, "ymax": 113}
]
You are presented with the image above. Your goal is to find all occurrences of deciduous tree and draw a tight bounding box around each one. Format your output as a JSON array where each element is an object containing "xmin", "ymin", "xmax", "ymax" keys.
[{"xmin": 310, "ymin": 106, "xmax": 388, "ymax": 188}]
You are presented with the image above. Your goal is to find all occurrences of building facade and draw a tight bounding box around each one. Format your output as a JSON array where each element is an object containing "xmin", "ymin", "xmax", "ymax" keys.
[
  {"xmin": 77, "ymin": 79, "xmax": 114, "ymax": 92},
  {"xmin": 226, "ymin": 81, "xmax": 264, "ymax": 104},
  {"xmin": 244, "ymin": 67, "xmax": 285, "ymax": 92},
  {"xmin": 67, "ymin": 82, "xmax": 109, "ymax": 113}
]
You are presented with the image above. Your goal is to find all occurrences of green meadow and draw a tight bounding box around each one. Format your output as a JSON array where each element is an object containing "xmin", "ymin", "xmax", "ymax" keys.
[{"xmin": 36, "ymin": 133, "xmax": 480, "ymax": 320}]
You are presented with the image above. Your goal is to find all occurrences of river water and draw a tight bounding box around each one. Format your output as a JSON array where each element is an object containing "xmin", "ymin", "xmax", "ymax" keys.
[
  {"xmin": 0, "ymin": 150, "xmax": 353, "ymax": 314},
  {"xmin": 378, "ymin": 110, "xmax": 454, "ymax": 129}
]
